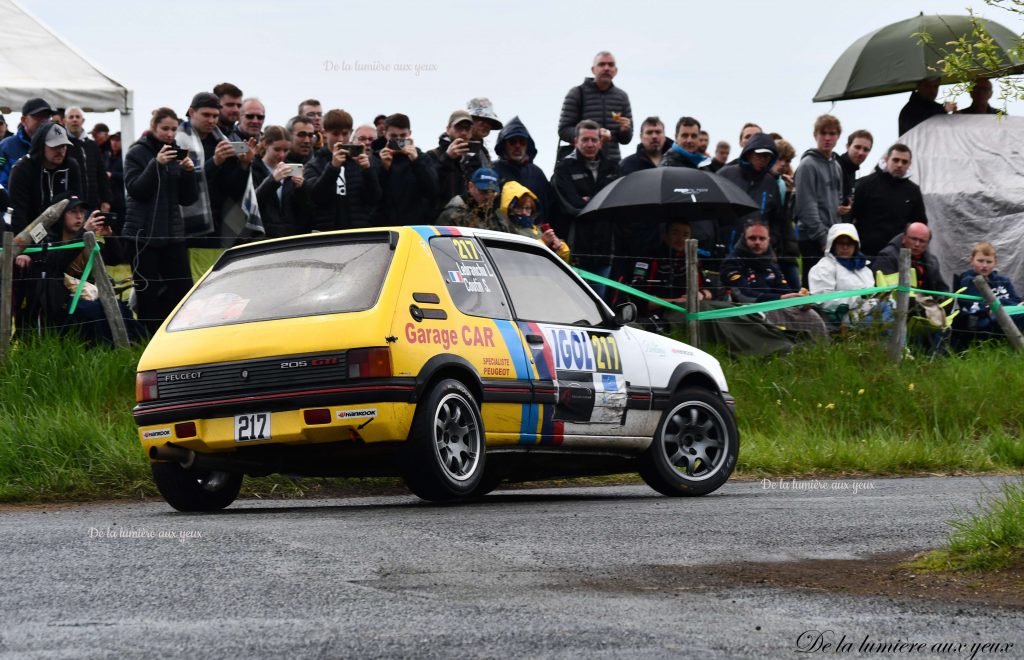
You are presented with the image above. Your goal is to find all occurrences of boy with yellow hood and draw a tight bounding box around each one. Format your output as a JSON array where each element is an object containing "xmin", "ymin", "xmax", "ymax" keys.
[{"xmin": 499, "ymin": 180, "xmax": 571, "ymax": 263}]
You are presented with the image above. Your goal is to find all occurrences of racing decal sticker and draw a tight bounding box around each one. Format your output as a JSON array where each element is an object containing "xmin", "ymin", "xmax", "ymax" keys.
[
  {"xmin": 551, "ymin": 371, "xmax": 596, "ymax": 422},
  {"xmin": 336, "ymin": 408, "xmax": 377, "ymax": 420},
  {"xmin": 491, "ymin": 319, "xmax": 537, "ymax": 442},
  {"xmin": 142, "ymin": 428, "xmax": 172, "ymax": 440},
  {"xmin": 544, "ymin": 328, "xmax": 623, "ymax": 374}
]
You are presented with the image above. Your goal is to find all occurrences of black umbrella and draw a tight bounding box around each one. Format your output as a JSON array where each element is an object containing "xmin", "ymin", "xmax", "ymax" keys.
[{"xmin": 577, "ymin": 167, "xmax": 759, "ymax": 223}]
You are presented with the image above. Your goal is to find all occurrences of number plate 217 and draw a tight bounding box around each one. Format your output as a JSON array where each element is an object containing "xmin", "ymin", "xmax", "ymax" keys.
[{"xmin": 234, "ymin": 413, "xmax": 271, "ymax": 442}]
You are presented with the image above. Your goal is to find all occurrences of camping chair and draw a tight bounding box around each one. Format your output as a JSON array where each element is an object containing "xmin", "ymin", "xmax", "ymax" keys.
[{"xmin": 874, "ymin": 270, "xmax": 963, "ymax": 348}]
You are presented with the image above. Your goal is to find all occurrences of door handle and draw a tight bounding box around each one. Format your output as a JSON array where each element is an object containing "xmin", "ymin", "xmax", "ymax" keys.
[{"xmin": 525, "ymin": 334, "xmax": 544, "ymax": 345}]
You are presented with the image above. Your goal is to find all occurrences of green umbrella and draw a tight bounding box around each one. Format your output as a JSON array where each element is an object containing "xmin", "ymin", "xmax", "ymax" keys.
[{"xmin": 813, "ymin": 13, "xmax": 1024, "ymax": 102}]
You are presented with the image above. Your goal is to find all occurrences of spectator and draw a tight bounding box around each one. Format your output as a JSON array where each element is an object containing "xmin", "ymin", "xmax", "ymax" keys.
[
  {"xmin": 351, "ymin": 125, "xmax": 383, "ymax": 227},
  {"xmin": 304, "ymin": 109, "xmax": 381, "ymax": 231},
  {"xmin": 64, "ymin": 107, "xmax": 112, "ymax": 214},
  {"xmin": 375, "ymin": 113, "xmax": 438, "ymax": 226},
  {"xmin": 8, "ymin": 122, "xmax": 82, "ymax": 233},
  {"xmin": 498, "ymin": 181, "xmax": 570, "ymax": 262},
  {"xmin": 850, "ymin": 143, "xmax": 927, "ymax": 259},
  {"xmin": 808, "ymin": 223, "xmax": 882, "ymax": 326},
  {"xmin": 837, "ymin": 129, "xmax": 873, "ymax": 218},
  {"xmin": 176, "ymin": 92, "xmax": 246, "ymax": 249},
  {"xmin": 660, "ymin": 117, "xmax": 712, "ymax": 169},
  {"xmin": 725, "ymin": 122, "xmax": 762, "ymax": 165},
  {"xmin": 958, "ymin": 77, "xmax": 1000, "ymax": 115},
  {"xmin": 899, "ymin": 78, "xmax": 955, "ymax": 135},
  {"xmin": 107, "ymin": 132, "xmax": 125, "ymax": 218},
  {"xmin": 720, "ymin": 219, "xmax": 828, "ymax": 339},
  {"xmin": 557, "ymin": 51, "xmax": 633, "ymax": 163},
  {"xmin": 437, "ymin": 167, "xmax": 505, "ymax": 231},
  {"xmin": 0, "ymin": 114, "xmax": 11, "ymax": 141},
  {"xmin": 772, "ymin": 138, "xmax": 800, "ymax": 281},
  {"xmin": 697, "ymin": 130, "xmax": 710, "ymax": 157},
  {"xmin": 493, "ymin": 116, "xmax": 555, "ymax": 224},
  {"xmin": 620, "ymin": 116, "xmax": 672, "ymax": 174},
  {"xmin": 232, "ymin": 98, "xmax": 266, "ymax": 141},
  {"xmin": 873, "ymin": 222, "xmax": 948, "ymax": 292},
  {"xmin": 354, "ymin": 125, "xmax": 376, "ymax": 151},
  {"xmin": 90, "ymin": 123, "xmax": 110, "ymax": 151},
  {"xmin": 299, "ymin": 98, "xmax": 325, "ymax": 151},
  {"xmin": 16, "ymin": 192, "xmax": 138, "ymax": 344},
  {"xmin": 619, "ymin": 220, "xmax": 714, "ymax": 317},
  {"xmin": 0, "ymin": 98, "xmax": 55, "ymax": 188},
  {"xmin": 253, "ymin": 125, "xmax": 309, "ymax": 237},
  {"xmin": 425, "ymin": 109, "xmax": 476, "ymax": 215},
  {"xmin": 466, "ymin": 97, "xmax": 501, "ymax": 166},
  {"xmin": 373, "ymin": 114, "xmax": 387, "ymax": 139},
  {"xmin": 213, "ymin": 82, "xmax": 244, "ymax": 136},
  {"xmin": 122, "ymin": 107, "xmax": 199, "ymax": 335},
  {"xmin": 285, "ymin": 116, "xmax": 316, "ymax": 164},
  {"xmin": 952, "ymin": 242, "xmax": 1024, "ymax": 348},
  {"xmin": 552, "ymin": 119, "xmax": 619, "ymax": 292},
  {"xmin": 713, "ymin": 141, "xmax": 730, "ymax": 167},
  {"xmin": 718, "ymin": 133, "xmax": 796, "ymax": 283},
  {"xmin": 794, "ymin": 114, "xmax": 843, "ymax": 284}
]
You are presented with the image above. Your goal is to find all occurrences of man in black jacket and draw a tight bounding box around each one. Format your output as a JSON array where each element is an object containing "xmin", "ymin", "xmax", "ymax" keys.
[
  {"xmin": 620, "ymin": 117, "xmax": 671, "ymax": 174},
  {"xmin": 375, "ymin": 113, "xmax": 438, "ymax": 226},
  {"xmin": 557, "ymin": 51, "xmax": 633, "ymax": 163},
  {"xmin": 304, "ymin": 109, "xmax": 381, "ymax": 231},
  {"xmin": 424, "ymin": 109, "xmax": 476, "ymax": 217},
  {"xmin": 836, "ymin": 129, "xmax": 873, "ymax": 219},
  {"xmin": 850, "ymin": 144, "xmax": 927, "ymax": 259},
  {"xmin": 63, "ymin": 107, "xmax": 112, "ymax": 215},
  {"xmin": 8, "ymin": 122, "xmax": 83, "ymax": 233},
  {"xmin": 552, "ymin": 120, "xmax": 619, "ymax": 293},
  {"xmin": 898, "ymin": 78, "xmax": 955, "ymax": 135}
]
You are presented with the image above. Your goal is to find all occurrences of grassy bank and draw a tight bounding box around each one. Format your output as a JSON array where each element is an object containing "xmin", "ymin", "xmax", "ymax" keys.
[{"xmin": 1, "ymin": 335, "xmax": 1022, "ymax": 503}]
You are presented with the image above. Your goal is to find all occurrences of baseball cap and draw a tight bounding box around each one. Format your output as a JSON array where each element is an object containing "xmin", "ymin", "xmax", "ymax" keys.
[
  {"xmin": 469, "ymin": 167, "xmax": 500, "ymax": 192},
  {"xmin": 51, "ymin": 192, "xmax": 86, "ymax": 211},
  {"xmin": 44, "ymin": 123, "xmax": 72, "ymax": 148},
  {"xmin": 466, "ymin": 97, "xmax": 502, "ymax": 130},
  {"xmin": 22, "ymin": 97, "xmax": 54, "ymax": 117},
  {"xmin": 448, "ymin": 109, "xmax": 472, "ymax": 127},
  {"xmin": 190, "ymin": 92, "xmax": 221, "ymax": 110}
]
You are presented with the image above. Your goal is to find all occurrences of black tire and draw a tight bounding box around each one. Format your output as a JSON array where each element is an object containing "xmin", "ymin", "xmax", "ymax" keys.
[
  {"xmin": 151, "ymin": 462, "xmax": 243, "ymax": 512},
  {"xmin": 639, "ymin": 387, "xmax": 739, "ymax": 497},
  {"xmin": 402, "ymin": 379, "xmax": 485, "ymax": 501}
]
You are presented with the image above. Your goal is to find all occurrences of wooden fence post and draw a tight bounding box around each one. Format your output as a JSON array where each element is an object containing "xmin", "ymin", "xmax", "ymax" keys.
[
  {"xmin": 82, "ymin": 231, "xmax": 129, "ymax": 348},
  {"xmin": 972, "ymin": 275, "xmax": 1024, "ymax": 351},
  {"xmin": 0, "ymin": 232, "xmax": 13, "ymax": 362},
  {"xmin": 887, "ymin": 248, "xmax": 911, "ymax": 363},
  {"xmin": 685, "ymin": 238, "xmax": 700, "ymax": 348}
]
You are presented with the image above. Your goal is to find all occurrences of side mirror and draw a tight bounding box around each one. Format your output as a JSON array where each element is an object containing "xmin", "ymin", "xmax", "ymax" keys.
[{"xmin": 614, "ymin": 302, "xmax": 637, "ymax": 326}]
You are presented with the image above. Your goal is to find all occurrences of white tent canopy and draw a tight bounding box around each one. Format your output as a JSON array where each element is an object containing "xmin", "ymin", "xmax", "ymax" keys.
[{"xmin": 0, "ymin": 0, "xmax": 132, "ymax": 137}]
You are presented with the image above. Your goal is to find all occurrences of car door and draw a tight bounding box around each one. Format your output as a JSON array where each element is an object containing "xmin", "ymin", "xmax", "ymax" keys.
[{"xmin": 482, "ymin": 239, "xmax": 651, "ymax": 445}]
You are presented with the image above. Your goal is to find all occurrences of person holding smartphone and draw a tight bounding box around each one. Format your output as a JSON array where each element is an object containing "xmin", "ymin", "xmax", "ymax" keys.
[
  {"xmin": 252, "ymin": 125, "xmax": 310, "ymax": 237},
  {"xmin": 122, "ymin": 107, "xmax": 199, "ymax": 334},
  {"xmin": 304, "ymin": 109, "xmax": 381, "ymax": 230}
]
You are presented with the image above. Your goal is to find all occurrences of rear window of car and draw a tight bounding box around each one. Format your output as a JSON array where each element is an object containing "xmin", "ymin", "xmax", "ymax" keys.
[{"xmin": 167, "ymin": 238, "xmax": 394, "ymax": 331}]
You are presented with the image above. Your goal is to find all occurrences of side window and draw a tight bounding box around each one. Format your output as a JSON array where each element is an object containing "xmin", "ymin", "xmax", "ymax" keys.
[
  {"xmin": 486, "ymin": 244, "xmax": 605, "ymax": 326},
  {"xmin": 429, "ymin": 236, "xmax": 510, "ymax": 319}
]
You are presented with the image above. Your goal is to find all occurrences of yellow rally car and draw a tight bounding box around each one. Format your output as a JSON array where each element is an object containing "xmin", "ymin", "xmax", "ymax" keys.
[{"xmin": 134, "ymin": 226, "xmax": 738, "ymax": 510}]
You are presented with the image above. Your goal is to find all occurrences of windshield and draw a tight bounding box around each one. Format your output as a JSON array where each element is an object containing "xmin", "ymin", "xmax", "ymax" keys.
[{"xmin": 167, "ymin": 239, "xmax": 393, "ymax": 331}]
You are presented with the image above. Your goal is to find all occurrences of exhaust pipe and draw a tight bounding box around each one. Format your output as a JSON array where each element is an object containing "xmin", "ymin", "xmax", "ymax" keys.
[
  {"xmin": 150, "ymin": 444, "xmax": 196, "ymax": 467},
  {"xmin": 149, "ymin": 444, "xmax": 265, "ymax": 473}
]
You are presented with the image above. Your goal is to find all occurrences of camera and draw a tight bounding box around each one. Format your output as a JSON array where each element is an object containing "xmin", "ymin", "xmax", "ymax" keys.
[{"xmin": 339, "ymin": 144, "xmax": 364, "ymax": 157}]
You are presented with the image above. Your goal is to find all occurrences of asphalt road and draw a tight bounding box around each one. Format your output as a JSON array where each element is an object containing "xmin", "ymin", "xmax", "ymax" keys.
[{"xmin": 1, "ymin": 476, "xmax": 1022, "ymax": 659}]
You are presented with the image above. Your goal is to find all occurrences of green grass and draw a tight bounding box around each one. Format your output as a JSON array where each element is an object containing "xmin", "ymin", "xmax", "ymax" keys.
[
  {"xmin": 1, "ymin": 335, "xmax": 1022, "ymax": 503},
  {"xmin": 909, "ymin": 479, "xmax": 1024, "ymax": 572}
]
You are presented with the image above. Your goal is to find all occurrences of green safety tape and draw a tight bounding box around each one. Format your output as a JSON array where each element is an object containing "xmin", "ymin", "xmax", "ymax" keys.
[
  {"xmin": 0, "ymin": 241, "xmax": 88, "ymax": 254},
  {"xmin": 67, "ymin": 244, "xmax": 100, "ymax": 315},
  {"xmin": 574, "ymin": 268, "xmax": 688, "ymax": 315}
]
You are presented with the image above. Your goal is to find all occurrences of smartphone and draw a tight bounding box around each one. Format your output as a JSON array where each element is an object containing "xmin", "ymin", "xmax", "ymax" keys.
[
  {"xmin": 102, "ymin": 212, "xmax": 119, "ymax": 224},
  {"xmin": 288, "ymin": 163, "xmax": 304, "ymax": 177},
  {"xmin": 339, "ymin": 144, "xmax": 364, "ymax": 157},
  {"xmin": 467, "ymin": 140, "xmax": 482, "ymax": 155},
  {"xmin": 540, "ymin": 223, "xmax": 552, "ymax": 233},
  {"xmin": 229, "ymin": 141, "xmax": 250, "ymax": 155},
  {"xmin": 388, "ymin": 138, "xmax": 410, "ymax": 150},
  {"xmin": 173, "ymin": 147, "xmax": 189, "ymax": 160}
]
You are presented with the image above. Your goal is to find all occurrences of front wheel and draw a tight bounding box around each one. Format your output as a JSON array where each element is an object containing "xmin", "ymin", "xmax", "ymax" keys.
[
  {"xmin": 402, "ymin": 379, "xmax": 485, "ymax": 501},
  {"xmin": 151, "ymin": 462, "xmax": 243, "ymax": 512},
  {"xmin": 639, "ymin": 387, "xmax": 738, "ymax": 497}
]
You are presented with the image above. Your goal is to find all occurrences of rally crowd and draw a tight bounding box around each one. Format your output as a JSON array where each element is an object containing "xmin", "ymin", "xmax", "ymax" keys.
[{"xmin": 0, "ymin": 53, "xmax": 1020, "ymax": 353}]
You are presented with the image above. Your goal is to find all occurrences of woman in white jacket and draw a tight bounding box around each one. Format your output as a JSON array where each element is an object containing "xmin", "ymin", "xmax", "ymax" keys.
[{"xmin": 808, "ymin": 223, "xmax": 880, "ymax": 325}]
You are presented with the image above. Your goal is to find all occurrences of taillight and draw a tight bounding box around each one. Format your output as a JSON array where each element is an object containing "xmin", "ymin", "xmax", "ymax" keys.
[
  {"xmin": 136, "ymin": 371, "xmax": 158, "ymax": 402},
  {"xmin": 347, "ymin": 347, "xmax": 391, "ymax": 379},
  {"xmin": 174, "ymin": 422, "xmax": 197, "ymax": 438},
  {"xmin": 303, "ymin": 408, "xmax": 332, "ymax": 425}
]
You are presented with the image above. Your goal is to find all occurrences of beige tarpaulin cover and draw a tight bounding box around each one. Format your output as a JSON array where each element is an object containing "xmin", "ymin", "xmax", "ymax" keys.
[
  {"xmin": 0, "ymin": 0, "xmax": 130, "ymax": 113},
  {"xmin": 901, "ymin": 114, "xmax": 1024, "ymax": 290}
]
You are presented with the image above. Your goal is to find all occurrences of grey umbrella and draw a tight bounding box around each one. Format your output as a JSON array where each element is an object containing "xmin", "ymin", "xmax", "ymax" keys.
[{"xmin": 813, "ymin": 13, "xmax": 1024, "ymax": 102}]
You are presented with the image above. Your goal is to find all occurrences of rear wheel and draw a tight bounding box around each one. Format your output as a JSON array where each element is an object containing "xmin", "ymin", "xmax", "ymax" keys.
[
  {"xmin": 639, "ymin": 387, "xmax": 738, "ymax": 497},
  {"xmin": 402, "ymin": 379, "xmax": 485, "ymax": 501},
  {"xmin": 151, "ymin": 462, "xmax": 243, "ymax": 512}
]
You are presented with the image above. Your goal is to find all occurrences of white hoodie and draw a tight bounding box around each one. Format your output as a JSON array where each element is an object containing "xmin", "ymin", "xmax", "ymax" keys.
[{"xmin": 808, "ymin": 223, "xmax": 877, "ymax": 318}]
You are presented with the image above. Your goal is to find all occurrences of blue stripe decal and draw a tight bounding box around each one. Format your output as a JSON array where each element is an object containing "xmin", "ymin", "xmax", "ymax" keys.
[
  {"xmin": 493, "ymin": 319, "xmax": 536, "ymax": 444},
  {"xmin": 411, "ymin": 226, "xmax": 438, "ymax": 242}
]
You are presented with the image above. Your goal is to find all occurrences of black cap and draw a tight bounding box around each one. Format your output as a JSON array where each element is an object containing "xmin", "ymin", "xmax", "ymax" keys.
[
  {"xmin": 22, "ymin": 97, "xmax": 54, "ymax": 117},
  {"xmin": 51, "ymin": 191, "xmax": 86, "ymax": 212},
  {"xmin": 90, "ymin": 123, "xmax": 110, "ymax": 135},
  {"xmin": 190, "ymin": 92, "xmax": 221, "ymax": 110}
]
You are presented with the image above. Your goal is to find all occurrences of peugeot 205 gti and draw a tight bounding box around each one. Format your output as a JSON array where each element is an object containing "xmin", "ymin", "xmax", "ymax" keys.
[{"xmin": 134, "ymin": 226, "xmax": 738, "ymax": 510}]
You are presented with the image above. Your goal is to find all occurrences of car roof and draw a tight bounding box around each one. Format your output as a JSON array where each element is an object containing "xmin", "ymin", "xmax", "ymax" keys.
[{"xmin": 221, "ymin": 226, "xmax": 540, "ymax": 256}]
